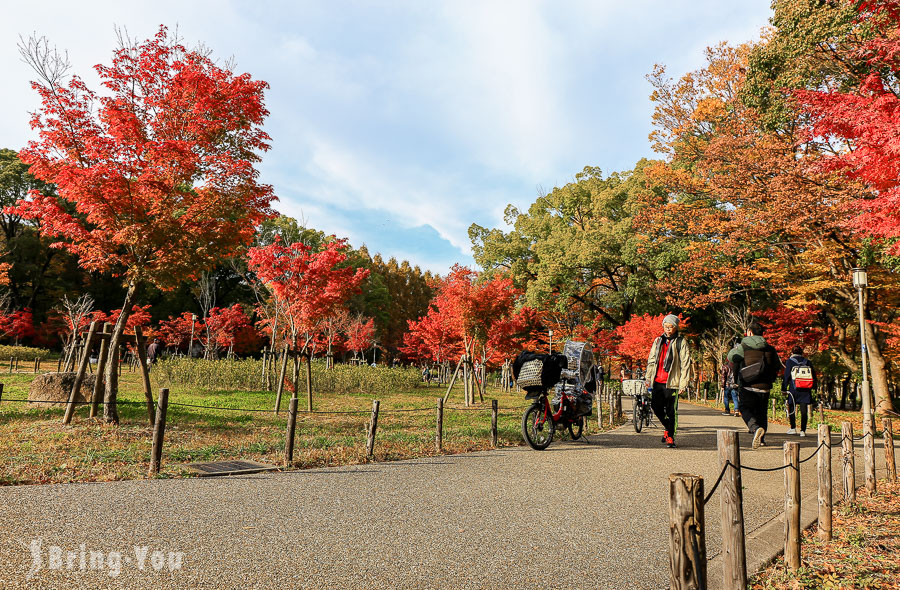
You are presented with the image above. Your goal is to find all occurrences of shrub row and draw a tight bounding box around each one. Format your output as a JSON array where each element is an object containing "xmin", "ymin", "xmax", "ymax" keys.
[
  {"xmin": 0, "ymin": 345, "xmax": 51, "ymax": 361},
  {"xmin": 153, "ymin": 357, "xmax": 421, "ymax": 395}
]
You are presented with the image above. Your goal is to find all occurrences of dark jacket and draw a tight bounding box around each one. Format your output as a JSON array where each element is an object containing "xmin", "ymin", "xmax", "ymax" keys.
[
  {"xmin": 782, "ymin": 354, "xmax": 816, "ymax": 404},
  {"xmin": 726, "ymin": 335, "xmax": 783, "ymax": 392}
]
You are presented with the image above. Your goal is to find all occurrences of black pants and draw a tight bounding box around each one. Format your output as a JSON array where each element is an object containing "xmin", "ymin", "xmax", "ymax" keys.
[
  {"xmin": 738, "ymin": 387, "xmax": 769, "ymax": 437},
  {"xmin": 787, "ymin": 400, "xmax": 808, "ymax": 431},
  {"xmin": 651, "ymin": 382, "xmax": 678, "ymax": 435}
]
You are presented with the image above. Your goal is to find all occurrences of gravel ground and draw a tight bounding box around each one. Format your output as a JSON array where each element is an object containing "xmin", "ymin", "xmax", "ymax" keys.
[{"xmin": 0, "ymin": 402, "xmax": 873, "ymax": 589}]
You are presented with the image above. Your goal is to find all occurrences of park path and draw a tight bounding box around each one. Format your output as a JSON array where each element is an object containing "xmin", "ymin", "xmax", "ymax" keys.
[{"xmin": 0, "ymin": 401, "xmax": 882, "ymax": 589}]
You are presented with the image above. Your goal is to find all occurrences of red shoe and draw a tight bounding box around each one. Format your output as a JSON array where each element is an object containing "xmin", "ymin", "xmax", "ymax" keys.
[
  {"xmin": 666, "ymin": 434, "xmax": 677, "ymax": 448},
  {"xmin": 661, "ymin": 430, "xmax": 669, "ymax": 444}
]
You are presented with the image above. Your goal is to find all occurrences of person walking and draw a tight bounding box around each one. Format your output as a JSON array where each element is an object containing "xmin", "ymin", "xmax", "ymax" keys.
[
  {"xmin": 720, "ymin": 360, "xmax": 740, "ymax": 416},
  {"xmin": 645, "ymin": 314, "xmax": 692, "ymax": 448},
  {"xmin": 782, "ymin": 346, "xmax": 817, "ymax": 437},
  {"xmin": 727, "ymin": 322, "xmax": 783, "ymax": 449}
]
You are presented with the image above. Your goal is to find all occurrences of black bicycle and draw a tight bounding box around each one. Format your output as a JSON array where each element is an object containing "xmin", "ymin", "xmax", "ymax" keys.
[{"xmin": 622, "ymin": 379, "xmax": 652, "ymax": 433}]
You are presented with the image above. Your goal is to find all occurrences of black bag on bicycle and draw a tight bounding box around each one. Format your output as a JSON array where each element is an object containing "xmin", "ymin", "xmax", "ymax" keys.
[{"xmin": 512, "ymin": 351, "xmax": 567, "ymax": 396}]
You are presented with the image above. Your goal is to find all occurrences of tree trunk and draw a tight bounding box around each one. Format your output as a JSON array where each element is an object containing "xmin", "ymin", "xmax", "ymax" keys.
[
  {"xmin": 862, "ymin": 317, "xmax": 895, "ymax": 414},
  {"xmin": 103, "ymin": 281, "xmax": 137, "ymax": 424}
]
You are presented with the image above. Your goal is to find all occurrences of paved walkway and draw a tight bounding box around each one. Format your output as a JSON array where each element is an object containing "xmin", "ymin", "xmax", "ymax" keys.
[{"xmin": 0, "ymin": 401, "xmax": 882, "ymax": 589}]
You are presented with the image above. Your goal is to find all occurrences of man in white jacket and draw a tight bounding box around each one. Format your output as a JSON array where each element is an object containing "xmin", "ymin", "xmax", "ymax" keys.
[{"xmin": 645, "ymin": 314, "xmax": 692, "ymax": 448}]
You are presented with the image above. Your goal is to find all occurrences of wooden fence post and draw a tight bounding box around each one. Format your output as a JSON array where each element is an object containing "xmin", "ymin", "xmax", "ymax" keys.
[
  {"xmin": 32, "ymin": 358, "xmax": 38, "ymax": 373},
  {"xmin": 89, "ymin": 323, "xmax": 111, "ymax": 419},
  {"xmin": 668, "ymin": 473, "xmax": 706, "ymax": 590},
  {"xmin": 56, "ymin": 356, "xmax": 62, "ymax": 372},
  {"xmin": 436, "ymin": 398, "xmax": 443, "ymax": 452},
  {"xmin": 366, "ymin": 399, "xmax": 380, "ymax": 458},
  {"xmin": 134, "ymin": 325, "xmax": 155, "ymax": 426},
  {"xmin": 491, "ymin": 399, "xmax": 498, "ymax": 447},
  {"xmin": 717, "ymin": 430, "xmax": 747, "ymax": 589},
  {"xmin": 63, "ymin": 321, "xmax": 99, "ymax": 425},
  {"xmin": 0, "ymin": 382, "xmax": 4, "ymax": 406},
  {"xmin": 784, "ymin": 441, "xmax": 801, "ymax": 571},
  {"xmin": 14, "ymin": 357, "xmax": 18, "ymax": 372},
  {"xmin": 863, "ymin": 417, "xmax": 876, "ymax": 494},
  {"xmin": 884, "ymin": 418, "xmax": 897, "ymax": 483},
  {"xmin": 597, "ymin": 389, "xmax": 603, "ymax": 432},
  {"xmin": 148, "ymin": 388, "xmax": 169, "ymax": 476},
  {"xmin": 841, "ymin": 421, "xmax": 856, "ymax": 504},
  {"xmin": 284, "ymin": 397, "xmax": 298, "ymax": 467},
  {"xmin": 817, "ymin": 423, "xmax": 833, "ymax": 542}
]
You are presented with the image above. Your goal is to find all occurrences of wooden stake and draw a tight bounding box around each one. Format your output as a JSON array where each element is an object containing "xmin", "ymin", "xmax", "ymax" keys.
[
  {"xmin": 0, "ymin": 382, "xmax": 4, "ymax": 406},
  {"xmin": 32, "ymin": 358, "xmax": 38, "ymax": 373},
  {"xmin": 443, "ymin": 356, "xmax": 464, "ymax": 403},
  {"xmin": 134, "ymin": 325, "xmax": 155, "ymax": 426},
  {"xmin": 884, "ymin": 418, "xmax": 897, "ymax": 483},
  {"xmin": 148, "ymin": 388, "xmax": 169, "ymax": 476},
  {"xmin": 89, "ymin": 323, "xmax": 111, "ymax": 419},
  {"xmin": 305, "ymin": 354, "xmax": 313, "ymax": 412},
  {"xmin": 717, "ymin": 430, "xmax": 747, "ymax": 589},
  {"xmin": 784, "ymin": 441, "xmax": 801, "ymax": 571},
  {"xmin": 491, "ymin": 399, "xmax": 498, "ymax": 448},
  {"xmin": 366, "ymin": 399, "xmax": 380, "ymax": 458},
  {"xmin": 273, "ymin": 346, "xmax": 288, "ymax": 415},
  {"xmin": 863, "ymin": 417, "xmax": 877, "ymax": 494},
  {"xmin": 668, "ymin": 473, "xmax": 706, "ymax": 590},
  {"xmin": 63, "ymin": 321, "xmax": 99, "ymax": 425},
  {"xmin": 436, "ymin": 398, "xmax": 443, "ymax": 452},
  {"xmin": 817, "ymin": 424, "xmax": 833, "ymax": 542},
  {"xmin": 841, "ymin": 421, "xmax": 856, "ymax": 504},
  {"xmin": 284, "ymin": 396, "xmax": 298, "ymax": 467}
]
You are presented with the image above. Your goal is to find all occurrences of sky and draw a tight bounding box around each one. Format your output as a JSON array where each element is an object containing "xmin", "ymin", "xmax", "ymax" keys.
[{"xmin": 1, "ymin": 1, "xmax": 773, "ymax": 275}]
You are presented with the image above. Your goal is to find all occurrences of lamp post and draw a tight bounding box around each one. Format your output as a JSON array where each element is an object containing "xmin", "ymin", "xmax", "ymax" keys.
[
  {"xmin": 548, "ymin": 329, "xmax": 553, "ymax": 354},
  {"xmin": 852, "ymin": 268, "xmax": 874, "ymax": 428}
]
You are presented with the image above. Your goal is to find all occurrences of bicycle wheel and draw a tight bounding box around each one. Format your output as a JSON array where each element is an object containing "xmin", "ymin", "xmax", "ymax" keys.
[
  {"xmin": 568, "ymin": 417, "xmax": 584, "ymax": 440},
  {"xmin": 633, "ymin": 401, "xmax": 643, "ymax": 433},
  {"xmin": 522, "ymin": 403, "xmax": 554, "ymax": 450}
]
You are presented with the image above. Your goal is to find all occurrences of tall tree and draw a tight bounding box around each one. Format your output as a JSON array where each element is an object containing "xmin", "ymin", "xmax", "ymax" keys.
[{"xmin": 14, "ymin": 28, "xmax": 275, "ymax": 422}]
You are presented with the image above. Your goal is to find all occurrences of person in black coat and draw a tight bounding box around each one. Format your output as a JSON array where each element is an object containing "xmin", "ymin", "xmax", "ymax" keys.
[{"xmin": 782, "ymin": 346, "xmax": 817, "ymax": 436}]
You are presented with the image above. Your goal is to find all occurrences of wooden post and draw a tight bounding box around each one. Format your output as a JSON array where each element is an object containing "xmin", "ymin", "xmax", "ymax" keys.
[
  {"xmin": 273, "ymin": 346, "xmax": 288, "ymax": 415},
  {"xmin": 863, "ymin": 417, "xmax": 877, "ymax": 494},
  {"xmin": 841, "ymin": 421, "xmax": 856, "ymax": 503},
  {"xmin": 63, "ymin": 321, "xmax": 99, "ymax": 425},
  {"xmin": 89, "ymin": 324, "xmax": 111, "ymax": 418},
  {"xmin": 817, "ymin": 424, "xmax": 833, "ymax": 542},
  {"xmin": 0, "ymin": 382, "xmax": 4, "ymax": 406},
  {"xmin": 148, "ymin": 388, "xmax": 169, "ymax": 476},
  {"xmin": 771, "ymin": 398, "xmax": 776, "ymax": 420},
  {"xmin": 284, "ymin": 397, "xmax": 298, "ymax": 467},
  {"xmin": 884, "ymin": 418, "xmax": 897, "ymax": 483},
  {"xmin": 784, "ymin": 441, "xmax": 801, "ymax": 571},
  {"xmin": 305, "ymin": 354, "xmax": 313, "ymax": 412},
  {"xmin": 443, "ymin": 356, "xmax": 464, "ymax": 403},
  {"xmin": 597, "ymin": 390, "xmax": 603, "ymax": 432},
  {"xmin": 14, "ymin": 357, "xmax": 18, "ymax": 372},
  {"xmin": 436, "ymin": 398, "xmax": 443, "ymax": 452},
  {"xmin": 668, "ymin": 473, "xmax": 706, "ymax": 590},
  {"xmin": 491, "ymin": 399, "xmax": 498, "ymax": 448},
  {"xmin": 57, "ymin": 356, "xmax": 62, "ymax": 372},
  {"xmin": 32, "ymin": 358, "xmax": 38, "ymax": 373},
  {"xmin": 134, "ymin": 326, "xmax": 155, "ymax": 425},
  {"xmin": 366, "ymin": 399, "xmax": 380, "ymax": 458},
  {"xmin": 818, "ymin": 403, "xmax": 825, "ymax": 425},
  {"xmin": 717, "ymin": 430, "xmax": 747, "ymax": 589}
]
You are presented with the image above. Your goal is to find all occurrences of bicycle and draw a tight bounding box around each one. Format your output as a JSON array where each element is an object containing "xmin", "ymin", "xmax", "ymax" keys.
[
  {"xmin": 521, "ymin": 389, "xmax": 587, "ymax": 450},
  {"xmin": 622, "ymin": 379, "xmax": 652, "ymax": 433}
]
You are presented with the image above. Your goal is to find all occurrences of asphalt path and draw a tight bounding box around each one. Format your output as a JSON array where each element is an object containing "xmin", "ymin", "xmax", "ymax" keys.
[{"xmin": 0, "ymin": 401, "xmax": 883, "ymax": 589}]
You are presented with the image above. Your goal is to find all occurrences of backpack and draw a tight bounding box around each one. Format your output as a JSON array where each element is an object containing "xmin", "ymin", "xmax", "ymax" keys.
[
  {"xmin": 738, "ymin": 345, "xmax": 770, "ymax": 384},
  {"xmin": 791, "ymin": 362, "xmax": 814, "ymax": 389}
]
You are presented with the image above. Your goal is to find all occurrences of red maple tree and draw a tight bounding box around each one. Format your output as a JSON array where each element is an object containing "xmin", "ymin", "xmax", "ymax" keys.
[{"xmin": 13, "ymin": 27, "xmax": 275, "ymax": 422}]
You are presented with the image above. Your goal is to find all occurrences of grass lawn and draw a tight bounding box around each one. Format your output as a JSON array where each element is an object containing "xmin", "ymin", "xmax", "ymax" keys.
[{"xmin": 0, "ymin": 366, "xmax": 625, "ymax": 485}]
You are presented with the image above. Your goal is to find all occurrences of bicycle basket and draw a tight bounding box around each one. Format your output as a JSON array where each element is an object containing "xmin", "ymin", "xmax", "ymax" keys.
[
  {"xmin": 621, "ymin": 379, "xmax": 647, "ymax": 397},
  {"xmin": 517, "ymin": 359, "xmax": 544, "ymax": 389}
]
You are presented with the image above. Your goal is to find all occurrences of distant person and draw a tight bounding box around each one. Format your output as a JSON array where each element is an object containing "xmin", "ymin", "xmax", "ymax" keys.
[
  {"xmin": 727, "ymin": 322, "xmax": 783, "ymax": 449},
  {"xmin": 782, "ymin": 346, "xmax": 817, "ymax": 437},
  {"xmin": 645, "ymin": 314, "xmax": 692, "ymax": 449},
  {"xmin": 720, "ymin": 360, "xmax": 739, "ymax": 416},
  {"xmin": 146, "ymin": 337, "xmax": 161, "ymax": 365},
  {"xmin": 619, "ymin": 364, "xmax": 631, "ymax": 382}
]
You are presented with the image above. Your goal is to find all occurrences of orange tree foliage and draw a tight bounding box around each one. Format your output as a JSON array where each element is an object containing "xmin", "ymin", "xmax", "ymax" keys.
[{"xmin": 11, "ymin": 27, "xmax": 275, "ymax": 421}]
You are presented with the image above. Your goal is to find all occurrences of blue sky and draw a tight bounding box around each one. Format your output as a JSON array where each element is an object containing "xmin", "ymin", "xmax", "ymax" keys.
[{"xmin": 1, "ymin": 1, "xmax": 772, "ymax": 274}]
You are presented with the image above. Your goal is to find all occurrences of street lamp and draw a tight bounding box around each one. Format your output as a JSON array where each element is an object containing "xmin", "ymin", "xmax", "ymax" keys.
[
  {"xmin": 851, "ymin": 268, "xmax": 874, "ymax": 427},
  {"xmin": 548, "ymin": 329, "xmax": 553, "ymax": 353}
]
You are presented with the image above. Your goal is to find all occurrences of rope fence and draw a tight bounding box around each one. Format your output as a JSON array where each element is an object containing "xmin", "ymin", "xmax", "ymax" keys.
[{"xmin": 669, "ymin": 421, "xmax": 897, "ymax": 589}]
